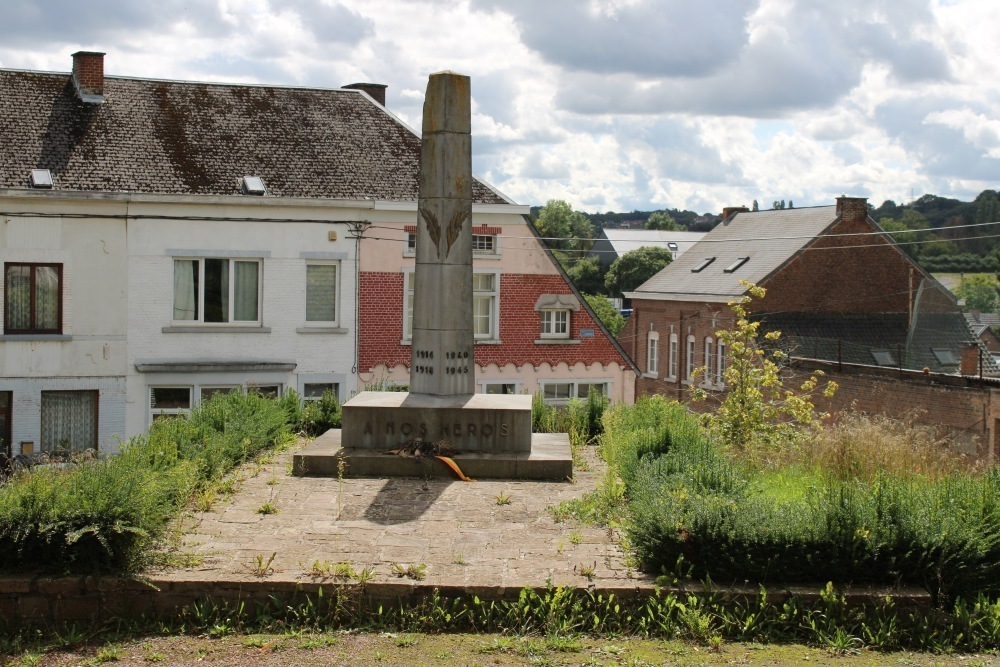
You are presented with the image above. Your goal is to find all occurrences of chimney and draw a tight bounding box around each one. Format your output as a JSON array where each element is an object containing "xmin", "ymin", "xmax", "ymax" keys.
[
  {"xmin": 960, "ymin": 344, "xmax": 980, "ymax": 376},
  {"xmin": 343, "ymin": 82, "xmax": 387, "ymax": 106},
  {"xmin": 721, "ymin": 206, "xmax": 749, "ymax": 221},
  {"xmin": 835, "ymin": 195, "xmax": 869, "ymax": 224},
  {"xmin": 72, "ymin": 51, "xmax": 105, "ymax": 104}
]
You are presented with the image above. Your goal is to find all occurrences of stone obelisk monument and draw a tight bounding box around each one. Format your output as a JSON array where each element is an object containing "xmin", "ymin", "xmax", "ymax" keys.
[
  {"xmin": 300, "ymin": 71, "xmax": 571, "ymax": 479},
  {"xmin": 410, "ymin": 72, "xmax": 475, "ymax": 396}
]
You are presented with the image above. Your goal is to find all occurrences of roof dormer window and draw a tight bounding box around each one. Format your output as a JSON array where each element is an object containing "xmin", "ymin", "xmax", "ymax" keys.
[
  {"xmin": 29, "ymin": 169, "xmax": 53, "ymax": 189},
  {"xmin": 241, "ymin": 176, "xmax": 267, "ymax": 196},
  {"xmin": 691, "ymin": 257, "xmax": 715, "ymax": 273}
]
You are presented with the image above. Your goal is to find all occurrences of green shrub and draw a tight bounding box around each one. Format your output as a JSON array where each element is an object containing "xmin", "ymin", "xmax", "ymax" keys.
[
  {"xmin": 300, "ymin": 389, "xmax": 342, "ymax": 436},
  {"xmin": 604, "ymin": 397, "xmax": 1000, "ymax": 604},
  {"xmin": 0, "ymin": 390, "xmax": 292, "ymax": 573}
]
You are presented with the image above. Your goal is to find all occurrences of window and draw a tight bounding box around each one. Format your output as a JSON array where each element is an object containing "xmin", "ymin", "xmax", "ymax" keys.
[
  {"xmin": 703, "ymin": 337, "xmax": 715, "ymax": 385},
  {"xmin": 724, "ymin": 257, "xmax": 749, "ymax": 273},
  {"xmin": 871, "ymin": 349, "xmax": 896, "ymax": 366},
  {"xmin": 668, "ymin": 333, "xmax": 678, "ymax": 380},
  {"xmin": 403, "ymin": 271, "xmax": 415, "ymax": 339},
  {"xmin": 576, "ymin": 382, "xmax": 608, "ymax": 399},
  {"xmin": 646, "ymin": 331, "xmax": 659, "ymax": 375},
  {"xmin": 4, "ymin": 263, "xmax": 62, "ymax": 334},
  {"xmin": 541, "ymin": 309, "xmax": 569, "ymax": 339},
  {"xmin": 716, "ymin": 341, "xmax": 726, "ymax": 386},
  {"xmin": 0, "ymin": 392, "xmax": 11, "ymax": 458},
  {"xmin": 406, "ymin": 233, "xmax": 417, "ymax": 253},
  {"xmin": 472, "ymin": 234, "xmax": 497, "ymax": 254},
  {"xmin": 173, "ymin": 258, "xmax": 261, "ymax": 324},
  {"xmin": 483, "ymin": 383, "xmax": 516, "ymax": 395},
  {"xmin": 685, "ymin": 335, "xmax": 696, "ymax": 382},
  {"xmin": 303, "ymin": 382, "xmax": 340, "ymax": 402},
  {"xmin": 29, "ymin": 169, "xmax": 53, "ymax": 189},
  {"xmin": 932, "ymin": 348, "xmax": 958, "ymax": 365},
  {"xmin": 250, "ymin": 385, "xmax": 281, "ymax": 398},
  {"xmin": 473, "ymin": 272, "xmax": 498, "ymax": 339},
  {"xmin": 305, "ymin": 262, "xmax": 338, "ymax": 324},
  {"xmin": 691, "ymin": 257, "xmax": 715, "ymax": 273},
  {"xmin": 404, "ymin": 270, "xmax": 499, "ymax": 341},
  {"xmin": 542, "ymin": 383, "xmax": 572, "ymax": 402},
  {"xmin": 540, "ymin": 381, "xmax": 609, "ymax": 404},
  {"xmin": 41, "ymin": 390, "xmax": 97, "ymax": 453},
  {"xmin": 150, "ymin": 387, "xmax": 191, "ymax": 422},
  {"xmin": 241, "ymin": 175, "xmax": 267, "ymax": 195},
  {"xmin": 200, "ymin": 386, "xmax": 237, "ymax": 403}
]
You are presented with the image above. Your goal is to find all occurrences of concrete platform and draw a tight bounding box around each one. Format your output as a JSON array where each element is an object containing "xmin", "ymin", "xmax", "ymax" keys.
[{"xmin": 293, "ymin": 429, "xmax": 573, "ymax": 480}]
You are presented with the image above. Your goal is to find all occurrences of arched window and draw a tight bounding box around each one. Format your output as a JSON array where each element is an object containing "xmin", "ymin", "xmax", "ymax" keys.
[{"xmin": 716, "ymin": 340, "xmax": 727, "ymax": 386}]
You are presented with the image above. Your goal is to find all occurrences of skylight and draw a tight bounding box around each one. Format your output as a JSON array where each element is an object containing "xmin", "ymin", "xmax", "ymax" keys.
[
  {"xmin": 932, "ymin": 348, "xmax": 958, "ymax": 365},
  {"xmin": 667, "ymin": 242, "xmax": 678, "ymax": 251},
  {"xmin": 723, "ymin": 257, "xmax": 749, "ymax": 273},
  {"xmin": 871, "ymin": 349, "xmax": 895, "ymax": 366},
  {"xmin": 29, "ymin": 169, "xmax": 53, "ymax": 189},
  {"xmin": 691, "ymin": 257, "xmax": 715, "ymax": 273},
  {"xmin": 241, "ymin": 176, "xmax": 267, "ymax": 196}
]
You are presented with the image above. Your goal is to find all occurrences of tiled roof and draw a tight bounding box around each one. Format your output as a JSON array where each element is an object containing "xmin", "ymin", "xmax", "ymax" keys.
[
  {"xmin": 760, "ymin": 311, "xmax": 999, "ymax": 375},
  {"xmin": 630, "ymin": 206, "xmax": 838, "ymax": 299},
  {"xmin": 964, "ymin": 312, "xmax": 1000, "ymax": 337},
  {"xmin": 0, "ymin": 69, "xmax": 507, "ymax": 203}
]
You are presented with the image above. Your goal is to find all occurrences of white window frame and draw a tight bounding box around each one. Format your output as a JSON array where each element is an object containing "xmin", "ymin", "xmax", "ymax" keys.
[
  {"xmin": 539, "ymin": 380, "xmax": 611, "ymax": 405},
  {"xmin": 404, "ymin": 269, "xmax": 500, "ymax": 342},
  {"xmin": 480, "ymin": 381, "xmax": 520, "ymax": 395},
  {"xmin": 199, "ymin": 385, "xmax": 238, "ymax": 403},
  {"xmin": 172, "ymin": 257, "xmax": 262, "ymax": 326},
  {"xmin": 540, "ymin": 309, "xmax": 570, "ymax": 339},
  {"xmin": 685, "ymin": 335, "xmax": 696, "ymax": 383},
  {"xmin": 716, "ymin": 340, "xmax": 726, "ymax": 387},
  {"xmin": 149, "ymin": 386, "xmax": 192, "ymax": 423},
  {"xmin": 302, "ymin": 382, "xmax": 340, "ymax": 403},
  {"xmin": 472, "ymin": 233, "xmax": 500, "ymax": 256},
  {"xmin": 702, "ymin": 337, "xmax": 715, "ymax": 387},
  {"xmin": 304, "ymin": 261, "xmax": 339, "ymax": 326},
  {"xmin": 667, "ymin": 333, "xmax": 678, "ymax": 380},
  {"xmin": 473, "ymin": 270, "xmax": 500, "ymax": 341},
  {"xmin": 646, "ymin": 331, "xmax": 659, "ymax": 376}
]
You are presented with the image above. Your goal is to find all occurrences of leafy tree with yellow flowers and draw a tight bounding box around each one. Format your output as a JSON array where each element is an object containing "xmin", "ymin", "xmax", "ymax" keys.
[{"xmin": 692, "ymin": 282, "xmax": 838, "ymax": 458}]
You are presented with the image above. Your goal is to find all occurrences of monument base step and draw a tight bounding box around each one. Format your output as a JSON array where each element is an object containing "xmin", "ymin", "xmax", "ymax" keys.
[{"xmin": 293, "ymin": 429, "xmax": 573, "ymax": 481}]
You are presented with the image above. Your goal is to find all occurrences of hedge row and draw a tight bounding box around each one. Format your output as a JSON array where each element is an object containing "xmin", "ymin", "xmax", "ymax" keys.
[{"xmin": 603, "ymin": 397, "xmax": 1000, "ymax": 603}]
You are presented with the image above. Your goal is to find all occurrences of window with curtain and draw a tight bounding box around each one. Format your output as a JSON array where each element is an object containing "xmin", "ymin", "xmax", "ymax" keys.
[
  {"xmin": 41, "ymin": 390, "xmax": 97, "ymax": 453},
  {"xmin": 305, "ymin": 263, "xmax": 338, "ymax": 324},
  {"xmin": 4, "ymin": 263, "xmax": 62, "ymax": 334},
  {"xmin": 173, "ymin": 258, "xmax": 260, "ymax": 324}
]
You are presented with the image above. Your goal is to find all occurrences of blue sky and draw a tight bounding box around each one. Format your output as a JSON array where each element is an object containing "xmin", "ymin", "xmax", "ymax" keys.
[{"xmin": 1, "ymin": 0, "xmax": 997, "ymax": 214}]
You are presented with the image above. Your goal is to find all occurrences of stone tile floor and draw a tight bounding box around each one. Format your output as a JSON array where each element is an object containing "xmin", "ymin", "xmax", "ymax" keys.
[{"xmin": 154, "ymin": 440, "xmax": 654, "ymax": 590}]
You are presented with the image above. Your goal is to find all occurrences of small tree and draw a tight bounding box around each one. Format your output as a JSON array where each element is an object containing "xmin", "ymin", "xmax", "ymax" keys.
[
  {"xmin": 605, "ymin": 246, "xmax": 673, "ymax": 297},
  {"xmin": 645, "ymin": 211, "xmax": 681, "ymax": 231},
  {"xmin": 583, "ymin": 293, "xmax": 626, "ymax": 337},
  {"xmin": 954, "ymin": 273, "xmax": 1000, "ymax": 312},
  {"xmin": 692, "ymin": 282, "xmax": 838, "ymax": 456}
]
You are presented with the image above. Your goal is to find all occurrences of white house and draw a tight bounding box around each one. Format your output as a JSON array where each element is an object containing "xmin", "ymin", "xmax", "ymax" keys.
[{"xmin": 589, "ymin": 229, "xmax": 706, "ymax": 268}]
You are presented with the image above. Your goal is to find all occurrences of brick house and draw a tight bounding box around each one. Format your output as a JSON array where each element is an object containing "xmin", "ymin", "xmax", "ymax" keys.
[
  {"xmin": 0, "ymin": 51, "xmax": 636, "ymax": 456},
  {"xmin": 621, "ymin": 196, "xmax": 996, "ymax": 449},
  {"xmin": 358, "ymin": 213, "xmax": 638, "ymax": 404}
]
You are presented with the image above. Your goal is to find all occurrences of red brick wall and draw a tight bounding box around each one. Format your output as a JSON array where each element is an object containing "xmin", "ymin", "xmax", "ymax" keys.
[
  {"xmin": 623, "ymin": 297, "xmax": 734, "ymax": 401},
  {"xmin": 359, "ymin": 272, "xmax": 629, "ymax": 371},
  {"xmin": 799, "ymin": 360, "xmax": 995, "ymax": 461}
]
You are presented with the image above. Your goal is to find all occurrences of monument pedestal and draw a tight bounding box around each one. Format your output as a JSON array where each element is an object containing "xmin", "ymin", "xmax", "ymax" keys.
[
  {"xmin": 292, "ymin": 429, "xmax": 573, "ymax": 481},
  {"xmin": 291, "ymin": 390, "xmax": 572, "ymax": 480}
]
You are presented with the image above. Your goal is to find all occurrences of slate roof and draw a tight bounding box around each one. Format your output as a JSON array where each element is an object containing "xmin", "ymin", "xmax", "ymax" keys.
[
  {"xmin": 629, "ymin": 206, "xmax": 838, "ymax": 300},
  {"xmin": 761, "ymin": 311, "xmax": 999, "ymax": 375},
  {"xmin": 0, "ymin": 69, "xmax": 508, "ymax": 203}
]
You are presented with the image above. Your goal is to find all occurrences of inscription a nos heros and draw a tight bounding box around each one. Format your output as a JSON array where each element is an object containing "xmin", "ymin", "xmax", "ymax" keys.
[{"xmin": 363, "ymin": 421, "xmax": 509, "ymax": 438}]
